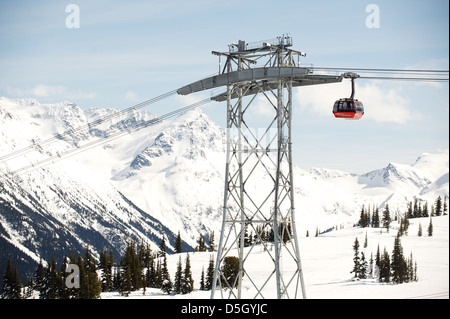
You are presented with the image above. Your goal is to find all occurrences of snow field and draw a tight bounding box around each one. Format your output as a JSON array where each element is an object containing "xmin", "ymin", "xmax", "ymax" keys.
[{"xmin": 102, "ymin": 215, "xmax": 448, "ymax": 299}]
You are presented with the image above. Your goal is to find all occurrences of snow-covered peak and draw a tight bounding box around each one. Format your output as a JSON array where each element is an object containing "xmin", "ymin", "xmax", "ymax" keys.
[{"xmin": 412, "ymin": 150, "xmax": 449, "ymax": 180}]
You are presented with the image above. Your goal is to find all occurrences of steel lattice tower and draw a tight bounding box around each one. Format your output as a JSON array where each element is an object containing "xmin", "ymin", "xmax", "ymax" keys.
[{"xmin": 177, "ymin": 36, "xmax": 343, "ymax": 299}]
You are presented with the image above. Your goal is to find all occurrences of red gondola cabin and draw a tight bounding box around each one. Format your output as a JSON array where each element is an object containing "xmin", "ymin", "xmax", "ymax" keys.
[{"xmin": 333, "ymin": 98, "xmax": 364, "ymax": 119}]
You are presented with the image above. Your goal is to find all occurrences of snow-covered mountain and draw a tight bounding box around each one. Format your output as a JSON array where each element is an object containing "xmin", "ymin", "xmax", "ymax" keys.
[{"xmin": 0, "ymin": 96, "xmax": 448, "ymax": 285}]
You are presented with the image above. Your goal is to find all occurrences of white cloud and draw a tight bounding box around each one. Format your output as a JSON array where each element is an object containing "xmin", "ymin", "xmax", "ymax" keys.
[
  {"xmin": 295, "ymin": 80, "xmax": 420, "ymax": 124},
  {"xmin": 6, "ymin": 84, "xmax": 97, "ymax": 100},
  {"xmin": 248, "ymin": 95, "xmax": 277, "ymax": 118},
  {"xmin": 31, "ymin": 83, "xmax": 67, "ymax": 98},
  {"xmin": 124, "ymin": 90, "xmax": 139, "ymax": 102}
]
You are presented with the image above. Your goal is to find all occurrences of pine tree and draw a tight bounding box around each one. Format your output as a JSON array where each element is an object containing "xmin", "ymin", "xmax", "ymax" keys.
[
  {"xmin": 418, "ymin": 223, "xmax": 423, "ymax": 236},
  {"xmin": 160, "ymin": 254, "xmax": 172, "ymax": 294},
  {"xmin": 99, "ymin": 247, "xmax": 113, "ymax": 292},
  {"xmin": 371, "ymin": 206, "xmax": 380, "ymax": 228},
  {"xmin": 159, "ymin": 236, "xmax": 167, "ymax": 257},
  {"xmin": 200, "ymin": 267, "xmax": 206, "ymax": 291},
  {"xmin": 427, "ymin": 217, "xmax": 433, "ymax": 236},
  {"xmin": 24, "ymin": 276, "xmax": 34, "ymax": 299},
  {"xmin": 368, "ymin": 253, "xmax": 374, "ymax": 279},
  {"xmin": 175, "ymin": 231, "xmax": 182, "ymax": 254},
  {"xmin": 196, "ymin": 234, "xmax": 206, "ymax": 252},
  {"xmin": 422, "ymin": 201, "xmax": 429, "ymax": 217},
  {"xmin": 435, "ymin": 196, "xmax": 443, "ymax": 216},
  {"xmin": 34, "ymin": 257, "xmax": 45, "ymax": 296},
  {"xmin": 221, "ymin": 256, "xmax": 241, "ymax": 288},
  {"xmin": 364, "ymin": 232, "xmax": 368, "ymax": 248},
  {"xmin": 351, "ymin": 237, "xmax": 360, "ymax": 278},
  {"xmin": 155, "ymin": 258, "xmax": 162, "ymax": 288},
  {"xmin": 181, "ymin": 253, "xmax": 194, "ymax": 294},
  {"xmin": 82, "ymin": 248, "xmax": 101, "ymax": 299},
  {"xmin": 209, "ymin": 231, "xmax": 215, "ymax": 252},
  {"xmin": 146, "ymin": 253, "xmax": 156, "ymax": 288},
  {"xmin": 444, "ymin": 196, "xmax": 448, "ymax": 215},
  {"xmin": 359, "ymin": 252, "xmax": 367, "ymax": 279},
  {"xmin": 46, "ymin": 256, "xmax": 60, "ymax": 299},
  {"xmin": 205, "ymin": 255, "xmax": 215, "ymax": 290},
  {"xmin": 1, "ymin": 259, "xmax": 22, "ymax": 299},
  {"xmin": 359, "ymin": 205, "xmax": 369, "ymax": 227},
  {"xmin": 174, "ymin": 256, "xmax": 183, "ymax": 294},
  {"xmin": 382, "ymin": 203, "xmax": 391, "ymax": 232},
  {"xmin": 379, "ymin": 247, "xmax": 390, "ymax": 283},
  {"xmin": 391, "ymin": 233, "xmax": 408, "ymax": 284},
  {"xmin": 407, "ymin": 201, "xmax": 414, "ymax": 219}
]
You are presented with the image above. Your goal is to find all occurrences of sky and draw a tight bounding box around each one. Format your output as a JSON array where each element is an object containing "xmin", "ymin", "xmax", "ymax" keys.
[{"xmin": 0, "ymin": 0, "xmax": 448, "ymax": 174}]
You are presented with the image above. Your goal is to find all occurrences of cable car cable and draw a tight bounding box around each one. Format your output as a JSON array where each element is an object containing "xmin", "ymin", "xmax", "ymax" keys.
[
  {"xmin": 311, "ymin": 66, "xmax": 449, "ymax": 74},
  {"xmin": 358, "ymin": 76, "xmax": 449, "ymax": 82}
]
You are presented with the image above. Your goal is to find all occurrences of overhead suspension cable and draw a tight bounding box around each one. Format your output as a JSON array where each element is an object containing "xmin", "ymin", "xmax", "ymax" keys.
[
  {"xmin": 0, "ymin": 93, "xmax": 220, "ymax": 180},
  {"xmin": 310, "ymin": 66, "xmax": 449, "ymax": 82},
  {"xmin": 359, "ymin": 76, "xmax": 449, "ymax": 82},
  {"xmin": 0, "ymin": 89, "xmax": 178, "ymax": 163}
]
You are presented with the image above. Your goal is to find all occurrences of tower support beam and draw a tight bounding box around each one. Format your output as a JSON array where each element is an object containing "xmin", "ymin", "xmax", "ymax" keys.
[{"xmin": 177, "ymin": 36, "xmax": 344, "ymax": 299}]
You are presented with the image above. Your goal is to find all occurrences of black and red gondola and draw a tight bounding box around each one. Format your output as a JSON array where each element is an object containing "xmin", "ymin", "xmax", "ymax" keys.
[{"xmin": 333, "ymin": 72, "xmax": 364, "ymax": 119}]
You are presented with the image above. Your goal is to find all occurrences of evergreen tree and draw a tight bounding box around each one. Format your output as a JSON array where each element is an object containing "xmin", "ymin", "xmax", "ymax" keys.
[
  {"xmin": 99, "ymin": 247, "xmax": 113, "ymax": 292},
  {"xmin": 174, "ymin": 256, "xmax": 183, "ymax": 294},
  {"xmin": 444, "ymin": 196, "xmax": 448, "ymax": 215},
  {"xmin": 205, "ymin": 255, "xmax": 215, "ymax": 290},
  {"xmin": 435, "ymin": 196, "xmax": 443, "ymax": 216},
  {"xmin": 175, "ymin": 231, "xmax": 182, "ymax": 254},
  {"xmin": 209, "ymin": 231, "xmax": 215, "ymax": 252},
  {"xmin": 181, "ymin": 253, "xmax": 194, "ymax": 294},
  {"xmin": 159, "ymin": 236, "xmax": 167, "ymax": 257},
  {"xmin": 427, "ymin": 217, "xmax": 433, "ymax": 236},
  {"xmin": 46, "ymin": 257, "xmax": 60, "ymax": 299},
  {"xmin": 391, "ymin": 233, "xmax": 408, "ymax": 284},
  {"xmin": 58, "ymin": 255, "xmax": 69, "ymax": 299},
  {"xmin": 368, "ymin": 253, "xmax": 374, "ymax": 279},
  {"xmin": 422, "ymin": 201, "xmax": 429, "ymax": 217},
  {"xmin": 1, "ymin": 259, "xmax": 22, "ymax": 299},
  {"xmin": 75, "ymin": 248, "xmax": 101, "ymax": 299},
  {"xmin": 160, "ymin": 254, "xmax": 172, "ymax": 294},
  {"xmin": 359, "ymin": 205, "xmax": 369, "ymax": 227},
  {"xmin": 382, "ymin": 203, "xmax": 391, "ymax": 232},
  {"xmin": 363, "ymin": 232, "xmax": 368, "ymax": 248},
  {"xmin": 407, "ymin": 201, "xmax": 414, "ymax": 219},
  {"xmin": 359, "ymin": 252, "xmax": 367, "ymax": 279},
  {"xmin": 200, "ymin": 267, "xmax": 206, "ymax": 291},
  {"xmin": 418, "ymin": 223, "xmax": 423, "ymax": 237},
  {"xmin": 399, "ymin": 215, "xmax": 409, "ymax": 236},
  {"xmin": 146, "ymin": 253, "xmax": 156, "ymax": 288},
  {"xmin": 413, "ymin": 199, "xmax": 420, "ymax": 218},
  {"xmin": 196, "ymin": 234, "xmax": 206, "ymax": 252},
  {"xmin": 155, "ymin": 258, "xmax": 162, "ymax": 288},
  {"xmin": 379, "ymin": 247, "xmax": 390, "ymax": 283},
  {"xmin": 24, "ymin": 276, "xmax": 34, "ymax": 299},
  {"xmin": 34, "ymin": 257, "xmax": 45, "ymax": 296},
  {"xmin": 351, "ymin": 237, "xmax": 360, "ymax": 278},
  {"xmin": 372, "ymin": 207, "xmax": 380, "ymax": 228},
  {"xmin": 221, "ymin": 256, "xmax": 241, "ymax": 289}
]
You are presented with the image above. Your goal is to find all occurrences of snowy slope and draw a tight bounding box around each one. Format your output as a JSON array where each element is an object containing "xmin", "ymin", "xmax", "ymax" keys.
[{"xmin": 102, "ymin": 214, "xmax": 449, "ymax": 299}]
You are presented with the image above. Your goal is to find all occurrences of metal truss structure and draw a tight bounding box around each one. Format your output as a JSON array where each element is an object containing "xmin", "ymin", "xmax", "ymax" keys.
[{"xmin": 177, "ymin": 35, "xmax": 343, "ymax": 299}]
